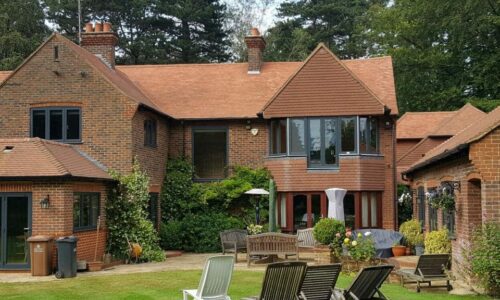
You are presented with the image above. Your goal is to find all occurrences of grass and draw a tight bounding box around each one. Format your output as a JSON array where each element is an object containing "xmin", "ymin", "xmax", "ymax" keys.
[{"xmin": 0, "ymin": 270, "xmax": 491, "ymax": 300}]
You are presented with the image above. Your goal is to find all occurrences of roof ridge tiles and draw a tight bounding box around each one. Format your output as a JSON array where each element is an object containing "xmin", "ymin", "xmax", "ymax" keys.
[{"xmin": 34, "ymin": 139, "xmax": 71, "ymax": 176}]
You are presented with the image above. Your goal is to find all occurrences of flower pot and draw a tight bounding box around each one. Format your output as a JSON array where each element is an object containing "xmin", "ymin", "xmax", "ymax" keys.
[
  {"xmin": 415, "ymin": 245, "xmax": 425, "ymax": 256},
  {"xmin": 88, "ymin": 261, "xmax": 103, "ymax": 272},
  {"xmin": 392, "ymin": 246, "xmax": 406, "ymax": 257}
]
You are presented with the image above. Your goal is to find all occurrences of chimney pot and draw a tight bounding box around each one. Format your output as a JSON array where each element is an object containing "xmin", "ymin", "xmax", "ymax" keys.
[
  {"xmin": 85, "ymin": 23, "xmax": 94, "ymax": 33},
  {"xmin": 245, "ymin": 28, "xmax": 266, "ymax": 74},
  {"xmin": 81, "ymin": 22, "xmax": 118, "ymax": 68},
  {"xmin": 250, "ymin": 28, "xmax": 260, "ymax": 36},
  {"xmin": 103, "ymin": 22, "xmax": 112, "ymax": 32},
  {"xmin": 94, "ymin": 22, "xmax": 103, "ymax": 32}
]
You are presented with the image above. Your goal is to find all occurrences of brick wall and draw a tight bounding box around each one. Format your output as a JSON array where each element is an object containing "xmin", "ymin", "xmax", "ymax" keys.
[
  {"xmin": 132, "ymin": 109, "xmax": 169, "ymax": 187},
  {"xmin": 168, "ymin": 119, "xmax": 268, "ymax": 170},
  {"xmin": 407, "ymin": 128, "xmax": 500, "ymax": 281},
  {"xmin": 0, "ymin": 35, "xmax": 136, "ymax": 175}
]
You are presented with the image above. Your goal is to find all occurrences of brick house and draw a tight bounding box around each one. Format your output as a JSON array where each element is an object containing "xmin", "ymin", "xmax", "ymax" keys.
[
  {"xmin": 396, "ymin": 104, "xmax": 485, "ymax": 184},
  {"xmin": 403, "ymin": 107, "xmax": 499, "ymax": 280},
  {"xmin": 0, "ymin": 24, "xmax": 399, "ymax": 271}
]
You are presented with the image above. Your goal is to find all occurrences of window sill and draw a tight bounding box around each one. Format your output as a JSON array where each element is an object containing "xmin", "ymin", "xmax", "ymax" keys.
[
  {"xmin": 73, "ymin": 226, "xmax": 97, "ymax": 233},
  {"xmin": 307, "ymin": 167, "xmax": 340, "ymax": 172}
]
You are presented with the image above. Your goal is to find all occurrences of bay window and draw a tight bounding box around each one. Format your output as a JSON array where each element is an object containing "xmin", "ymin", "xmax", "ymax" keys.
[{"xmin": 269, "ymin": 116, "xmax": 380, "ymax": 168}]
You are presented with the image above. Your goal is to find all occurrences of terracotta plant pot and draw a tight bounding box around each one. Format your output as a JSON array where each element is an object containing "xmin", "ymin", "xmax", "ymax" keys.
[
  {"xmin": 392, "ymin": 246, "xmax": 406, "ymax": 257},
  {"xmin": 88, "ymin": 261, "xmax": 103, "ymax": 272}
]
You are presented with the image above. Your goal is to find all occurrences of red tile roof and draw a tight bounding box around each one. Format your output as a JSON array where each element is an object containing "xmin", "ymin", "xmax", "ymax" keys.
[
  {"xmin": 0, "ymin": 138, "xmax": 112, "ymax": 179},
  {"xmin": 429, "ymin": 103, "xmax": 485, "ymax": 137},
  {"xmin": 1, "ymin": 34, "xmax": 398, "ymax": 120},
  {"xmin": 397, "ymin": 112, "xmax": 455, "ymax": 139},
  {"xmin": 405, "ymin": 107, "xmax": 500, "ymax": 173}
]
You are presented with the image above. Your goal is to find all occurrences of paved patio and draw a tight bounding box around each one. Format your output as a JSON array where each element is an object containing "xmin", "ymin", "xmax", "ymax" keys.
[{"xmin": 0, "ymin": 252, "xmax": 317, "ymax": 283}]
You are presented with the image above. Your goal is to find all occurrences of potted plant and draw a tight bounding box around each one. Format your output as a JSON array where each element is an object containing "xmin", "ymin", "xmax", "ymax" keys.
[
  {"xmin": 399, "ymin": 219, "xmax": 424, "ymax": 255},
  {"xmin": 392, "ymin": 242, "xmax": 406, "ymax": 256}
]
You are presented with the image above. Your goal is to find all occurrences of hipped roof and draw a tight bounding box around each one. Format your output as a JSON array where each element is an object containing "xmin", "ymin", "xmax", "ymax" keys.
[{"xmin": 0, "ymin": 138, "xmax": 112, "ymax": 180}]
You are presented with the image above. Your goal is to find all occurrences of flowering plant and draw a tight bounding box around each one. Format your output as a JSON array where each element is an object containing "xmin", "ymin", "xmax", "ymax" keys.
[
  {"xmin": 247, "ymin": 224, "xmax": 263, "ymax": 235},
  {"xmin": 343, "ymin": 231, "xmax": 376, "ymax": 261}
]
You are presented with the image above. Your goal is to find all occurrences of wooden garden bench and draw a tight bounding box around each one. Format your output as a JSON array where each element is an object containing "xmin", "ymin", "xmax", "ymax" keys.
[
  {"xmin": 296, "ymin": 228, "xmax": 317, "ymax": 251},
  {"xmin": 246, "ymin": 233, "xmax": 299, "ymax": 266}
]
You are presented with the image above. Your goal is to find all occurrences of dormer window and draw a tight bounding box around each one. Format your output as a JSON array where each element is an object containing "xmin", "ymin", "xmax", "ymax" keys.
[{"xmin": 31, "ymin": 108, "xmax": 81, "ymax": 142}]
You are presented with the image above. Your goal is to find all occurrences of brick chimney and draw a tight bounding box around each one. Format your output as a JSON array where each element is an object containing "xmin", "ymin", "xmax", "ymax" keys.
[
  {"xmin": 81, "ymin": 22, "xmax": 118, "ymax": 68},
  {"xmin": 245, "ymin": 28, "xmax": 266, "ymax": 74}
]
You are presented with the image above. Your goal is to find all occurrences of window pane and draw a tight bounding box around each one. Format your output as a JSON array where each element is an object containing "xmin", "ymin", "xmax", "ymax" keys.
[
  {"xmin": 81, "ymin": 194, "xmax": 90, "ymax": 227},
  {"xmin": 308, "ymin": 119, "xmax": 321, "ymax": 166},
  {"xmin": 66, "ymin": 109, "xmax": 80, "ymax": 140},
  {"xmin": 32, "ymin": 110, "xmax": 46, "ymax": 138},
  {"xmin": 90, "ymin": 194, "xmax": 99, "ymax": 227},
  {"xmin": 49, "ymin": 110, "xmax": 63, "ymax": 140},
  {"xmin": 280, "ymin": 194, "xmax": 287, "ymax": 228},
  {"xmin": 369, "ymin": 118, "xmax": 378, "ymax": 153},
  {"xmin": 361, "ymin": 192, "xmax": 369, "ymax": 227},
  {"xmin": 370, "ymin": 192, "xmax": 378, "ymax": 227},
  {"xmin": 359, "ymin": 117, "xmax": 368, "ymax": 153},
  {"xmin": 73, "ymin": 194, "xmax": 81, "ymax": 228},
  {"xmin": 343, "ymin": 194, "xmax": 355, "ymax": 230},
  {"xmin": 279, "ymin": 120, "xmax": 287, "ymax": 154},
  {"xmin": 341, "ymin": 117, "xmax": 356, "ymax": 153},
  {"xmin": 324, "ymin": 119, "xmax": 337, "ymax": 165},
  {"xmin": 289, "ymin": 119, "xmax": 305, "ymax": 154},
  {"xmin": 193, "ymin": 130, "xmax": 227, "ymax": 179}
]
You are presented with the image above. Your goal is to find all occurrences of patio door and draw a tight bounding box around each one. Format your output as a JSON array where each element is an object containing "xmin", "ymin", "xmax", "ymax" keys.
[{"xmin": 0, "ymin": 193, "xmax": 32, "ymax": 269}]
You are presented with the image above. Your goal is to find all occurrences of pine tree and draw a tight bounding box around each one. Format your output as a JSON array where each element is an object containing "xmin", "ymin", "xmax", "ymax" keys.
[
  {"xmin": 0, "ymin": 0, "xmax": 49, "ymax": 70},
  {"xmin": 157, "ymin": 0, "xmax": 231, "ymax": 63}
]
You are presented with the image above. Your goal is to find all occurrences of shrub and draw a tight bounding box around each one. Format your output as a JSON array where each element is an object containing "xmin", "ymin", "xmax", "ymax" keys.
[
  {"xmin": 247, "ymin": 224, "xmax": 264, "ymax": 235},
  {"xmin": 107, "ymin": 161, "xmax": 164, "ymax": 262},
  {"xmin": 399, "ymin": 219, "xmax": 424, "ymax": 247},
  {"xmin": 159, "ymin": 212, "xmax": 245, "ymax": 253},
  {"xmin": 313, "ymin": 218, "xmax": 346, "ymax": 245},
  {"xmin": 347, "ymin": 232, "xmax": 376, "ymax": 262},
  {"xmin": 424, "ymin": 229, "xmax": 451, "ymax": 254},
  {"xmin": 470, "ymin": 223, "xmax": 500, "ymax": 296}
]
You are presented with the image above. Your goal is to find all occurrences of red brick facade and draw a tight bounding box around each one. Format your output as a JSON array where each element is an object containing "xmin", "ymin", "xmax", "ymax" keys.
[{"xmin": 407, "ymin": 128, "xmax": 500, "ymax": 282}]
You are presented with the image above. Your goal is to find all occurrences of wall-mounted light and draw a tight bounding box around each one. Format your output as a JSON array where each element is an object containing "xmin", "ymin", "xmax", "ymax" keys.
[{"xmin": 40, "ymin": 195, "xmax": 50, "ymax": 209}]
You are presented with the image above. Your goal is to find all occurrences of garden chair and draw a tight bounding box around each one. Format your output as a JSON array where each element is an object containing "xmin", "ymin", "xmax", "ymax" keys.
[
  {"xmin": 299, "ymin": 263, "xmax": 342, "ymax": 300},
  {"xmin": 337, "ymin": 265, "xmax": 394, "ymax": 300},
  {"xmin": 220, "ymin": 229, "xmax": 247, "ymax": 261},
  {"xmin": 182, "ymin": 255, "xmax": 234, "ymax": 300},
  {"xmin": 242, "ymin": 261, "xmax": 307, "ymax": 300},
  {"xmin": 395, "ymin": 254, "xmax": 452, "ymax": 292},
  {"xmin": 297, "ymin": 228, "xmax": 317, "ymax": 250}
]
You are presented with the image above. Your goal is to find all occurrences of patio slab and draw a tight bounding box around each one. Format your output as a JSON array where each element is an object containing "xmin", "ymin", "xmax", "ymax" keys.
[{"xmin": 0, "ymin": 252, "xmax": 316, "ymax": 283}]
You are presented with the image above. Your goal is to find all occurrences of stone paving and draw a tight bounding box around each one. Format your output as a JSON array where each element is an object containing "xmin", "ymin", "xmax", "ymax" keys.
[{"xmin": 0, "ymin": 252, "xmax": 315, "ymax": 283}]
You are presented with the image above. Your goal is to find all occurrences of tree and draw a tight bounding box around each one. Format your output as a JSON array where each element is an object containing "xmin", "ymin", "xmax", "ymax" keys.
[
  {"xmin": 157, "ymin": 0, "xmax": 231, "ymax": 63},
  {"xmin": 43, "ymin": 0, "xmax": 169, "ymax": 64},
  {"xmin": 364, "ymin": 0, "xmax": 500, "ymax": 113},
  {"xmin": 0, "ymin": 0, "xmax": 49, "ymax": 70},
  {"xmin": 264, "ymin": 0, "xmax": 389, "ymax": 61},
  {"xmin": 225, "ymin": 0, "xmax": 277, "ymax": 61}
]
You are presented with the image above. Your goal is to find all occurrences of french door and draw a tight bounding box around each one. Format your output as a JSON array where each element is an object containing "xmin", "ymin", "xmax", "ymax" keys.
[{"xmin": 0, "ymin": 193, "xmax": 32, "ymax": 269}]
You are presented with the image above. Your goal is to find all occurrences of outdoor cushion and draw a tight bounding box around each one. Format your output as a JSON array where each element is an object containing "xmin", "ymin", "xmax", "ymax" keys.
[{"xmin": 352, "ymin": 229, "xmax": 403, "ymax": 258}]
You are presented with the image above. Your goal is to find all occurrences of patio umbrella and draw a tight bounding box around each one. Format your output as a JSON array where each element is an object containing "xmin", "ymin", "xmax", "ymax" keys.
[
  {"xmin": 325, "ymin": 188, "xmax": 347, "ymax": 222},
  {"xmin": 245, "ymin": 188, "xmax": 269, "ymax": 225}
]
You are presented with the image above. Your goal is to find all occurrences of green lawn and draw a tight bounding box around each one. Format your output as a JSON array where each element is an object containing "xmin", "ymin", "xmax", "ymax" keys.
[{"xmin": 0, "ymin": 270, "xmax": 490, "ymax": 300}]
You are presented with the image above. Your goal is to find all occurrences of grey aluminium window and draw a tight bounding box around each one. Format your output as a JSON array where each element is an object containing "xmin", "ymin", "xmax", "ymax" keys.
[
  {"xmin": 73, "ymin": 192, "xmax": 100, "ymax": 231},
  {"xmin": 341, "ymin": 117, "xmax": 357, "ymax": 154},
  {"xmin": 307, "ymin": 118, "xmax": 338, "ymax": 168},
  {"xmin": 144, "ymin": 119, "xmax": 157, "ymax": 147},
  {"xmin": 289, "ymin": 118, "xmax": 306, "ymax": 155},
  {"xmin": 359, "ymin": 117, "xmax": 379, "ymax": 154},
  {"xmin": 192, "ymin": 127, "xmax": 228, "ymax": 181},
  {"xmin": 31, "ymin": 107, "xmax": 81, "ymax": 142},
  {"xmin": 270, "ymin": 119, "xmax": 287, "ymax": 155}
]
